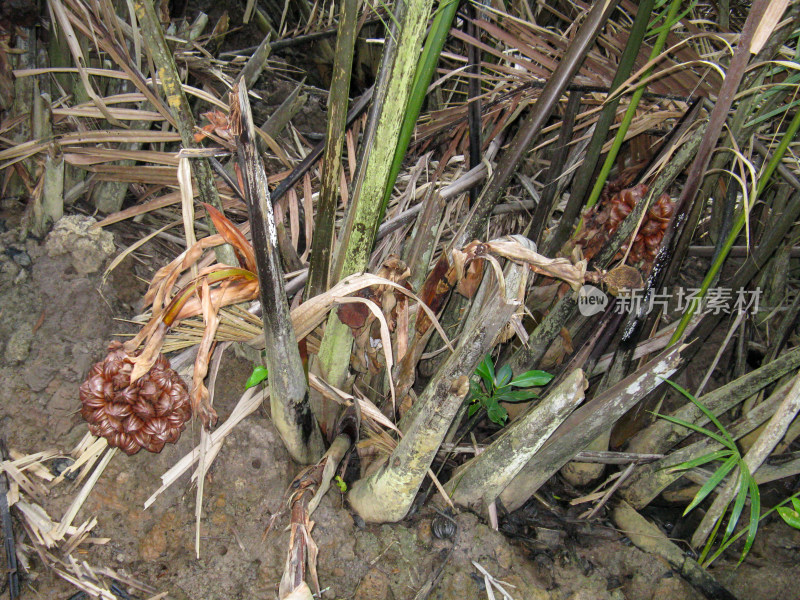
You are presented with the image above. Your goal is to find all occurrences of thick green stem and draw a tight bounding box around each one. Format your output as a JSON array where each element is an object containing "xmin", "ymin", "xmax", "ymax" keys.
[
  {"xmin": 306, "ymin": 0, "xmax": 360, "ymax": 298},
  {"xmin": 317, "ymin": 0, "xmax": 434, "ymax": 389},
  {"xmin": 381, "ymin": 0, "xmax": 460, "ymax": 212}
]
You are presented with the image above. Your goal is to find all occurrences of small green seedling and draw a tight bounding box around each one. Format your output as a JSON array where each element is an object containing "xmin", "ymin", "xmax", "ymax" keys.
[
  {"xmin": 468, "ymin": 354, "xmax": 553, "ymax": 426},
  {"xmin": 334, "ymin": 476, "xmax": 348, "ymax": 494}
]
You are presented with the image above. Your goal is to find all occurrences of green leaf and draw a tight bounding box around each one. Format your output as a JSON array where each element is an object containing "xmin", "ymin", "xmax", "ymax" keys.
[
  {"xmin": 792, "ymin": 497, "xmax": 800, "ymax": 514},
  {"xmin": 668, "ymin": 449, "xmax": 733, "ymax": 472},
  {"xmin": 662, "ymin": 379, "xmax": 736, "ymax": 449},
  {"xmin": 699, "ymin": 510, "xmax": 724, "ymax": 565},
  {"xmin": 739, "ymin": 477, "xmax": 761, "ymax": 564},
  {"xmin": 485, "ymin": 397, "xmax": 508, "ymax": 426},
  {"xmin": 496, "ymin": 364, "xmax": 513, "ymax": 388},
  {"xmin": 655, "ymin": 413, "xmax": 736, "ymax": 450},
  {"xmin": 683, "ymin": 453, "xmax": 739, "ymax": 516},
  {"xmin": 468, "ymin": 403, "xmax": 481, "ymax": 417},
  {"xmin": 647, "ymin": 0, "xmax": 697, "ymax": 37},
  {"xmin": 494, "ymin": 389, "xmax": 540, "ymax": 403},
  {"xmin": 723, "ymin": 465, "xmax": 750, "ymax": 543},
  {"xmin": 510, "ymin": 370, "xmax": 554, "ymax": 388},
  {"xmin": 475, "ymin": 354, "xmax": 495, "ymax": 388},
  {"xmin": 777, "ymin": 506, "xmax": 800, "ymax": 529},
  {"xmin": 245, "ymin": 365, "xmax": 269, "ymax": 389},
  {"xmin": 469, "ymin": 379, "xmax": 483, "ymax": 401}
]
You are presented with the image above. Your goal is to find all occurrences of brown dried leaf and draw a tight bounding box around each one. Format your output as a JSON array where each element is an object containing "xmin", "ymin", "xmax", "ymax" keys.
[
  {"xmin": 337, "ymin": 301, "xmax": 370, "ymax": 330},
  {"xmin": 202, "ymin": 203, "xmax": 255, "ymax": 271},
  {"xmin": 456, "ymin": 256, "xmax": 485, "ymax": 298},
  {"xmin": 486, "ymin": 237, "xmax": 586, "ymax": 292},
  {"xmin": 191, "ymin": 279, "xmax": 221, "ymax": 429},
  {"xmin": 415, "ymin": 254, "xmax": 455, "ymax": 335}
]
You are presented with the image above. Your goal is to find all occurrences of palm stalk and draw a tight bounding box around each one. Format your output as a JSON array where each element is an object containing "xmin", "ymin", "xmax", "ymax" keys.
[
  {"xmin": 133, "ymin": 0, "xmax": 234, "ymax": 265},
  {"xmin": 508, "ymin": 119, "xmax": 705, "ymax": 375},
  {"xmin": 316, "ymin": 0, "xmax": 434, "ymax": 390},
  {"xmin": 627, "ymin": 346, "xmax": 800, "ymax": 456},
  {"xmin": 621, "ymin": 378, "xmax": 791, "ymax": 510},
  {"xmin": 381, "ymin": 0, "xmax": 460, "ymax": 213},
  {"xmin": 306, "ymin": 0, "xmax": 360, "ymax": 298},
  {"xmin": 455, "ymin": 0, "xmax": 620, "ymax": 247},
  {"xmin": 446, "ymin": 369, "xmax": 586, "ymax": 510},
  {"xmin": 544, "ymin": 0, "xmax": 655, "ymax": 255},
  {"xmin": 348, "ymin": 252, "xmax": 528, "ymax": 521},
  {"xmin": 500, "ymin": 343, "xmax": 683, "ymax": 513},
  {"xmin": 670, "ymin": 79, "xmax": 800, "ymax": 344},
  {"xmin": 234, "ymin": 85, "xmax": 323, "ymax": 464}
]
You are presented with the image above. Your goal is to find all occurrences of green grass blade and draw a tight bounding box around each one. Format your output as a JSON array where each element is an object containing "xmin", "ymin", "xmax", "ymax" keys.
[
  {"xmin": 684, "ymin": 453, "xmax": 738, "ymax": 515},
  {"xmin": 699, "ymin": 508, "xmax": 725, "ymax": 565},
  {"xmin": 703, "ymin": 489, "xmax": 800, "ymax": 567},
  {"xmin": 661, "ymin": 379, "xmax": 737, "ymax": 448},
  {"xmin": 667, "ymin": 448, "xmax": 732, "ymax": 471},
  {"xmin": 740, "ymin": 476, "xmax": 761, "ymax": 564},
  {"xmin": 723, "ymin": 465, "xmax": 750, "ymax": 542},
  {"xmin": 655, "ymin": 413, "xmax": 735, "ymax": 449},
  {"xmin": 744, "ymin": 95, "xmax": 800, "ymax": 128}
]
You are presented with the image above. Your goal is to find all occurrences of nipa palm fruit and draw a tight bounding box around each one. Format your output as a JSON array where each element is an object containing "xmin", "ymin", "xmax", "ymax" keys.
[
  {"xmin": 79, "ymin": 341, "xmax": 191, "ymax": 455},
  {"xmin": 575, "ymin": 182, "xmax": 674, "ymax": 270}
]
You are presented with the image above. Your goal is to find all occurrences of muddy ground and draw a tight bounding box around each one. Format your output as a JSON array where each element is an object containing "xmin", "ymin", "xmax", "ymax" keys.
[{"xmin": 0, "ymin": 213, "xmax": 799, "ymax": 600}]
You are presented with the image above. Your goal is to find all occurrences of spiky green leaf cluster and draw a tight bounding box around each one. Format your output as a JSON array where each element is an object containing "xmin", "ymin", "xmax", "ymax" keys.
[{"xmin": 657, "ymin": 379, "xmax": 760, "ymax": 565}]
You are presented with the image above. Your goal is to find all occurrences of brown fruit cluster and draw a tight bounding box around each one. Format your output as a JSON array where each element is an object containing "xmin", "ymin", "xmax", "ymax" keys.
[
  {"xmin": 576, "ymin": 183, "xmax": 674, "ymax": 270},
  {"xmin": 79, "ymin": 342, "xmax": 192, "ymax": 455},
  {"xmin": 620, "ymin": 192, "xmax": 674, "ymax": 265}
]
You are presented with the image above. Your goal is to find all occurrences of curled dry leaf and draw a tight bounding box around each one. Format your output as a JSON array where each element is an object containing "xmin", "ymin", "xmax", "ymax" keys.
[
  {"xmin": 338, "ymin": 255, "xmax": 412, "ymax": 341},
  {"xmin": 190, "ymin": 278, "xmax": 223, "ymax": 428},
  {"xmin": 194, "ymin": 110, "xmax": 235, "ymax": 146},
  {"xmin": 485, "ymin": 237, "xmax": 587, "ymax": 292}
]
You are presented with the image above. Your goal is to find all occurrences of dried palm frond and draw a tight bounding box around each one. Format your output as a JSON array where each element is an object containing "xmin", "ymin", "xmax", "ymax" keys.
[
  {"xmin": 2, "ymin": 442, "xmax": 160, "ymax": 598},
  {"xmin": 415, "ymin": 0, "xmax": 720, "ymax": 154}
]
